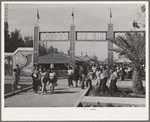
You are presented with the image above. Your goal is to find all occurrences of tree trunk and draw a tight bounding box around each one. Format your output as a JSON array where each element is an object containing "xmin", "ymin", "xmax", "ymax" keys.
[{"xmin": 132, "ymin": 67, "xmax": 143, "ymax": 94}]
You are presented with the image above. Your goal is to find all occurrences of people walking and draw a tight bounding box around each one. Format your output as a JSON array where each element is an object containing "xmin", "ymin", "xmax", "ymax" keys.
[
  {"xmin": 101, "ymin": 66, "xmax": 109, "ymax": 93},
  {"xmin": 117, "ymin": 66, "xmax": 120, "ymax": 78},
  {"xmin": 38, "ymin": 67, "xmax": 43, "ymax": 91},
  {"xmin": 81, "ymin": 64, "xmax": 88, "ymax": 89},
  {"xmin": 67, "ymin": 67, "xmax": 73, "ymax": 87},
  {"xmin": 109, "ymin": 70, "xmax": 116, "ymax": 95},
  {"xmin": 95, "ymin": 67, "xmax": 101, "ymax": 91},
  {"xmin": 16, "ymin": 64, "xmax": 20, "ymax": 84},
  {"xmin": 126, "ymin": 66, "xmax": 132, "ymax": 79},
  {"xmin": 85, "ymin": 69, "xmax": 93, "ymax": 89},
  {"xmin": 120, "ymin": 66, "xmax": 125, "ymax": 81},
  {"xmin": 31, "ymin": 65, "xmax": 40, "ymax": 94},
  {"xmin": 79, "ymin": 65, "xmax": 83, "ymax": 85},
  {"xmin": 72, "ymin": 64, "xmax": 79, "ymax": 87},
  {"xmin": 49, "ymin": 69, "xmax": 58, "ymax": 94},
  {"xmin": 113, "ymin": 69, "xmax": 118, "ymax": 93},
  {"xmin": 92, "ymin": 65, "xmax": 96, "ymax": 79},
  {"xmin": 12, "ymin": 69, "xmax": 18, "ymax": 91},
  {"xmin": 41, "ymin": 68, "xmax": 48, "ymax": 94}
]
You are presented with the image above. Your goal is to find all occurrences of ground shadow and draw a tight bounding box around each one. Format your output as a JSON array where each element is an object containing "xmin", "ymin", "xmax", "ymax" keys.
[
  {"xmin": 89, "ymin": 87, "xmax": 145, "ymax": 98},
  {"xmin": 5, "ymin": 84, "xmax": 32, "ymax": 94},
  {"xmin": 52, "ymin": 91, "xmax": 79, "ymax": 94},
  {"xmin": 55, "ymin": 88, "xmax": 67, "ymax": 90}
]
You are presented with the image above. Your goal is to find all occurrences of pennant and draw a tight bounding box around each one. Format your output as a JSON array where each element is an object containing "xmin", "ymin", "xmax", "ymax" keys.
[
  {"xmin": 141, "ymin": 5, "xmax": 145, "ymax": 12},
  {"xmin": 71, "ymin": 10, "xmax": 74, "ymax": 21},
  {"xmin": 37, "ymin": 9, "xmax": 40, "ymax": 19},
  {"xmin": 110, "ymin": 8, "xmax": 112, "ymax": 18}
]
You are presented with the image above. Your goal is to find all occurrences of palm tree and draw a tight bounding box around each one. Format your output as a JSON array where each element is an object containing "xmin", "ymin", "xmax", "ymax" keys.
[
  {"xmin": 5, "ymin": 55, "xmax": 13, "ymax": 75},
  {"xmin": 109, "ymin": 32, "xmax": 145, "ymax": 94}
]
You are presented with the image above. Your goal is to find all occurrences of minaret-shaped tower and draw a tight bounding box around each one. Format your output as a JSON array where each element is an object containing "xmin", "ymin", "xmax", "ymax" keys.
[
  {"xmin": 33, "ymin": 9, "xmax": 40, "ymax": 64},
  {"xmin": 69, "ymin": 9, "xmax": 76, "ymax": 66}
]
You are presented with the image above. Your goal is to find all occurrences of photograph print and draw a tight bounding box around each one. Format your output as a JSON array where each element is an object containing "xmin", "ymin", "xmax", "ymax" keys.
[{"xmin": 2, "ymin": 1, "xmax": 149, "ymax": 121}]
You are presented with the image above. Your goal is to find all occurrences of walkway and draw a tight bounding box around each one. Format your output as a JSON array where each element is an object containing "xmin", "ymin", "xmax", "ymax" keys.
[
  {"xmin": 5, "ymin": 78, "xmax": 87, "ymax": 107},
  {"xmin": 4, "ymin": 76, "xmax": 145, "ymax": 107}
]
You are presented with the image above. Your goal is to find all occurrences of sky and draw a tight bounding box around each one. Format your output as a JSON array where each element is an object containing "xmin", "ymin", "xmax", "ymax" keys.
[{"xmin": 3, "ymin": 2, "xmax": 146, "ymax": 61}]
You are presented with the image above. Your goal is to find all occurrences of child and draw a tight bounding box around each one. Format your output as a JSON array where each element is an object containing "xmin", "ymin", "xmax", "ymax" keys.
[
  {"xmin": 67, "ymin": 67, "xmax": 74, "ymax": 87},
  {"xmin": 109, "ymin": 70, "xmax": 116, "ymax": 95},
  {"xmin": 12, "ymin": 69, "xmax": 18, "ymax": 91}
]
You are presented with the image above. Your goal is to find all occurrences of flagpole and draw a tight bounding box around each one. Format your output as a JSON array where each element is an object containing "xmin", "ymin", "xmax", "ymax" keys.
[
  {"xmin": 35, "ymin": 9, "xmax": 40, "ymax": 26},
  {"xmin": 71, "ymin": 8, "xmax": 74, "ymax": 24},
  {"xmin": 72, "ymin": 8, "xmax": 74, "ymax": 23},
  {"xmin": 110, "ymin": 8, "xmax": 112, "ymax": 24}
]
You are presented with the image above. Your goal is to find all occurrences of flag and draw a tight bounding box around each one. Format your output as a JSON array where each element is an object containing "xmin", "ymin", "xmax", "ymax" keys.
[
  {"xmin": 110, "ymin": 8, "xmax": 112, "ymax": 18},
  {"xmin": 71, "ymin": 11, "xmax": 74, "ymax": 17},
  {"xmin": 37, "ymin": 9, "xmax": 40, "ymax": 19},
  {"xmin": 141, "ymin": 5, "xmax": 145, "ymax": 12},
  {"xmin": 71, "ymin": 10, "xmax": 74, "ymax": 21}
]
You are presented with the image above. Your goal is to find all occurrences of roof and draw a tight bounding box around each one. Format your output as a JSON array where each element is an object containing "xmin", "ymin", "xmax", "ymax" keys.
[
  {"xmin": 115, "ymin": 58, "xmax": 131, "ymax": 63},
  {"xmin": 38, "ymin": 53, "xmax": 84, "ymax": 64},
  {"xmin": 5, "ymin": 53, "xmax": 14, "ymax": 56},
  {"xmin": 77, "ymin": 56, "xmax": 91, "ymax": 61},
  {"xmin": 14, "ymin": 47, "xmax": 33, "ymax": 55}
]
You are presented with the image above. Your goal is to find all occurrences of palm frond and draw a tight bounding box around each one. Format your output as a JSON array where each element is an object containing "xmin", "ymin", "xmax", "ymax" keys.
[{"xmin": 109, "ymin": 31, "xmax": 145, "ymax": 66}]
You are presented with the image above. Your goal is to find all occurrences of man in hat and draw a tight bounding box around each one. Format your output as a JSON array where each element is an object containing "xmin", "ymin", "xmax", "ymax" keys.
[{"xmin": 16, "ymin": 64, "xmax": 21, "ymax": 84}]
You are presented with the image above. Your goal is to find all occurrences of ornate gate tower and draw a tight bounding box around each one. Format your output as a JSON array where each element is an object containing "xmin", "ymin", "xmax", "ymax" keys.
[
  {"xmin": 107, "ymin": 23, "xmax": 114, "ymax": 69},
  {"xmin": 69, "ymin": 10, "xmax": 76, "ymax": 66},
  {"xmin": 33, "ymin": 20, "xmax": 39, "ymax": 64}
]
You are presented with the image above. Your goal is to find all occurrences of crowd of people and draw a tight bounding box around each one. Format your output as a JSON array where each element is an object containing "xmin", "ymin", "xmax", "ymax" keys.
[
  {"xmin": 31, "ymin": 65, "xmax": 58, "ymax": 94},
  {"xmin": 66, "ymin": 63, "xmax": 135, "ymax": 95},
  {"xmin": 66, "ymin": 63, "xmax": 117, "ymax": 95},
  {"xmin": 116, "ymin": 65, "xmax": 133, "ymax": 81},
  {"xmin": 12, "ymin": 62, "xmax": 139, "ymax": 96}
]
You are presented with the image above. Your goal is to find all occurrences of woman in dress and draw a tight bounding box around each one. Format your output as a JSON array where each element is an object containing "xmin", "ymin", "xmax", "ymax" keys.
[
  {"xmin": 49, "ymin": 69, "xmax": 58, "ymax": 94},
  {"xmin": 81, "ymin": 63, "xmax": 88, "ymax": 89},
  {"xmin": 95, "ymin": 67, "xmax": 101, "ymax": 91},
  {"xmin": 109, "ymin": 70, "xmax": 116, "ymax": 95},
  {"xmin": 12, "ymin": 69, "xmax": 18, "ymax": 91},
  {"xmin": 72, "ymin": 64, "xmax": 79, "ymax": 87},
  {"xmin": 85, "ymin": 68, "xmax": 93, "ymax": 89},
  {"xmin": 101, "ymin": 66, "xmax": 109, "ymax": 93},
  {"xmin": 31, "ymin": 65, "xmax": 40, "ymax": 94},
  {"xmin": 41, "ymin": 68, "xmax": 48, "ymax": 94}
]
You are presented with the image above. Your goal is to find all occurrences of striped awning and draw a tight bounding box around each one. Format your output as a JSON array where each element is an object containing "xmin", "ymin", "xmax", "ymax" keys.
[{"xmin": 115, "ymin": 58, "xmax": 131, "ymax": 63}]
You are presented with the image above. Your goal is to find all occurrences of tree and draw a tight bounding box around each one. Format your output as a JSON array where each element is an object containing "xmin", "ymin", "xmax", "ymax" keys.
[
  {"xmin": 24, "ymin": 36, "xmax": 33, "ymax": 47},
  {"xmin": 39, "ymin": 43, "xmax": 47, "ymax": 56},
  {"xmin": 110, "ymin": 32, "xmax": 145, "ymax": 94},
  {"xmin": 5, "ymin": 55, "xmax": 13, "ymax": 75},
  {"xmin": 9, "ymin": 29, "xmax": 25, "ymax": 52},
  {"xmin": 47, "ymin": 46, "xmax": 58, "ymax": 53},
  {"xmin": 5, "ymin": 22, "xmax": 11, "ymax": 52},
  {"xmin": 91, "ymin": 55, "xmax": 98, "ymax": 64}
]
